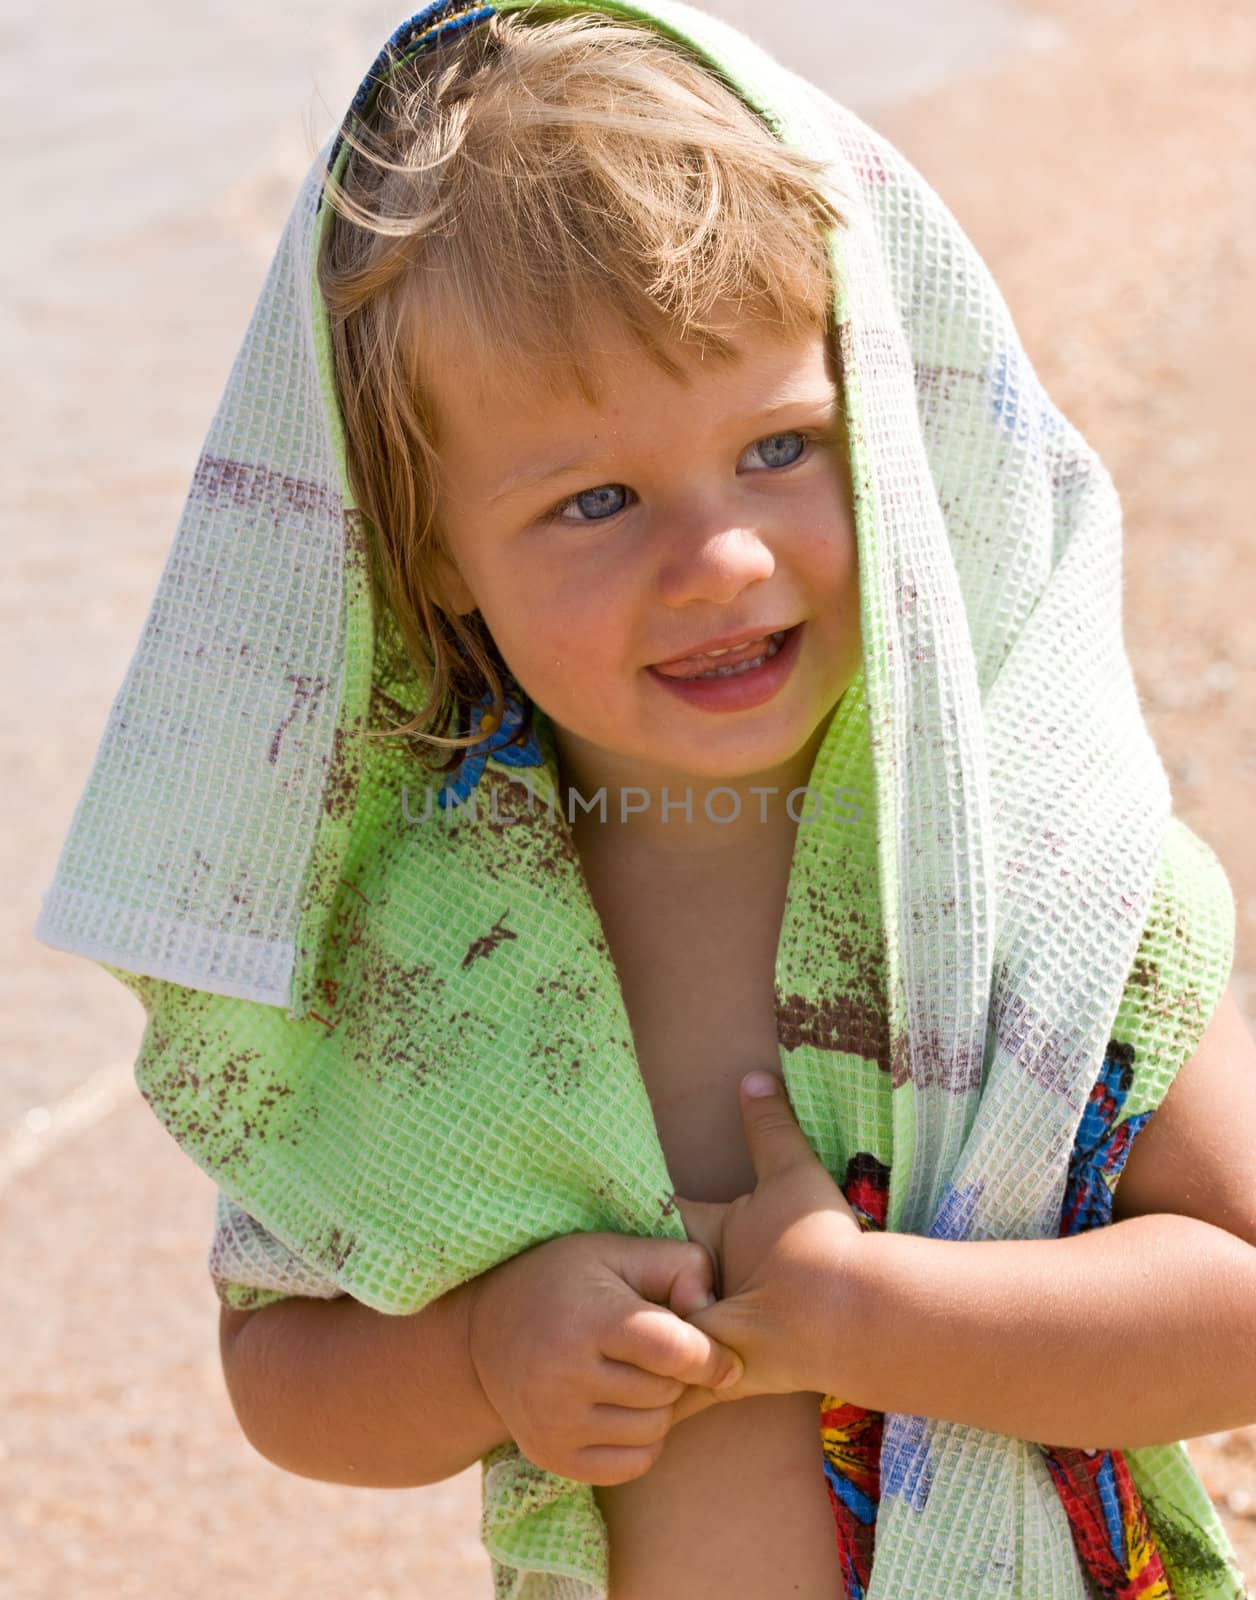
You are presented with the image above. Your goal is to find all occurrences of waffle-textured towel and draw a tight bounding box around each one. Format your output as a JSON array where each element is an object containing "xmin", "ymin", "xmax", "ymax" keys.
[{"xmin": 34, "ymin": 2, "xmax": 1245, "ymax": 1596}]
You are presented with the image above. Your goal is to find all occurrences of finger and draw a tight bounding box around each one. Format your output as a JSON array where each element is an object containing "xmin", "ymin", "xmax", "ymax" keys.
[
  {"xmin": 572, "ymin": 1442, "xmax": 665, "ymax": 1487},
  {"xmin": 738, "ymin": 1071, "xmax": 820, "ymax": 1182},
  {"xmin": 673, "ymin": 1195, "xmax": 727, "ymax": 1242},
  {"xmin": 667, "ymin": 1242, "xmax": 722, "ymax": 1318},
  {"xmin": 595, "ymin": 1356, "xmax": 686, "ymax": 1409},
  {"xmin": 670, "ymin": 1383, "xmax": 728, "ymax": 1428},
  {"xmin": 611, "ymin": 1235, "xmax": 717, "ymax": 1318},
  {"xmin": 586, "ymin": 1402, "xmax": 676, "ymax": 1448},
  {"xmin": 603, "ymin": 1302, "xmax": 743, "ymax": 1392},
  {"xmin": 672, "ymin": 1196, "xmax": 728, "ymax": 1301}
]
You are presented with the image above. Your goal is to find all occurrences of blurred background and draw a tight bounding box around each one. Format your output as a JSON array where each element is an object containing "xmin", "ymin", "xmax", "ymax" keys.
[{"xmin": 4, "ymin": 0, "xmax": 1253, "ymax": 1593}]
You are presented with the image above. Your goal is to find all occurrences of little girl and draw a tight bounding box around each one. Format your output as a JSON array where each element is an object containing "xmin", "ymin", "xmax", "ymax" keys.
[{"xmin": 35, "ymin": 3, "xmax": 1256, "ymax": 1597}]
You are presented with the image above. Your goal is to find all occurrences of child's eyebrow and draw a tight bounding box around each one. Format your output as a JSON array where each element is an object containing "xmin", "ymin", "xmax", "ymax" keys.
[
  {"xmin": 490, "ymin": 451, "xmax": 605, "ymax": 506},
  {"xmin": 488, "ymin": 391, "xmax": 839, "ymax": 505}
]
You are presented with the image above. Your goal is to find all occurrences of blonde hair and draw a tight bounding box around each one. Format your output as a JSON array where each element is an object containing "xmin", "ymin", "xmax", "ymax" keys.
[{"xmin": 318, "ymin": 4, "xmax": 847, "ymax": 774}]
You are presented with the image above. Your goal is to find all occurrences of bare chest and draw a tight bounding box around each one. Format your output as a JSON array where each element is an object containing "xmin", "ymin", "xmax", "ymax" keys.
[
  {"xmin": 579, "ymin": 840, "xmax": 847, "ymax": 1599},
  {"xmin": 586, "ymin": 851, "xmax": 789, "ymax": 1201}
]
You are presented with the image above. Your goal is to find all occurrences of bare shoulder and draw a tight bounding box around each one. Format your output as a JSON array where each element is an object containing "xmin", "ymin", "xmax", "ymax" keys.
[{"xmin": 1112, "ymin": 981, "xmax": 1256, "ymax": 1248}]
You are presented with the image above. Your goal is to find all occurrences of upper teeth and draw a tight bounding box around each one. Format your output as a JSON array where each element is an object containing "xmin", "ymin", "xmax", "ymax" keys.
[
  {"xmin": 697, "ymin": 631, "xmax": 782, "ymax": 660},
  {"xmin": 691, "ymin": 631, "xmax": 787, "ymax": 678}
]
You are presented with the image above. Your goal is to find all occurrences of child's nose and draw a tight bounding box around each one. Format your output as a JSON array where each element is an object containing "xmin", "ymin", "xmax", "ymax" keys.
[{"xmin": 653, "ymin": 518, "xmax": 777, "ymax": 609}]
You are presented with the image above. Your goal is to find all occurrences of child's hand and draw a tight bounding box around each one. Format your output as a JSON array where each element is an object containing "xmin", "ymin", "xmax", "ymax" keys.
[
  {"xmin": 465, "ymin": 1229, "xmax": 744, "ymax": 1485},
  {"xmin": 670, "ymin": 1071, "xmax": 869, "ymax": 1417}
]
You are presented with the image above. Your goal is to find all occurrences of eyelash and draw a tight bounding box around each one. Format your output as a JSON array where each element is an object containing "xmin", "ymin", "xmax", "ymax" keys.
[{"xmin": 541, "ymin": 429, "xmax": 820, "ymax": 526}]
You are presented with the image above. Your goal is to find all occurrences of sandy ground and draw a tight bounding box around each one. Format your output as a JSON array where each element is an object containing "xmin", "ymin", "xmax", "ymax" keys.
[{"xmin": 5, "ymin": 0, "xmax": 1253, "ymax": 1594}]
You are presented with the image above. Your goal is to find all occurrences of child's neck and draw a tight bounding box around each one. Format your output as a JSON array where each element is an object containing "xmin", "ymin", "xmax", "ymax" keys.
[{"xmin": 553, "ymin": 712, "xmax": 835, "ymax": 866}]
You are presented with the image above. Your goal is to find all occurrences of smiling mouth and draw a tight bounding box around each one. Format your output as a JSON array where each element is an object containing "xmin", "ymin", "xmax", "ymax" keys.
[{"xmin": 651, "ymin": 627, "xmax": 794, "ymax": 681}]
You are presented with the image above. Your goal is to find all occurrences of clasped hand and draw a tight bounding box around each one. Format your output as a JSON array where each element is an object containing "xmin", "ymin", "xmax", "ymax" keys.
[
  {"xmin": 465, "ymin": 1070, "xmax": 868, "ymax": 1485},
  {"xmin": 667, "ymin": 1070, "xmax": 868, "ymax": 1424}
]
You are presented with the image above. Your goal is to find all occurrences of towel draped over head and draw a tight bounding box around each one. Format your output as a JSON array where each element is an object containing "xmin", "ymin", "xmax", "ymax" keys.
[{"xmin": 35, "ymin": 2, "xmax": 1244, "ymax": 1595}]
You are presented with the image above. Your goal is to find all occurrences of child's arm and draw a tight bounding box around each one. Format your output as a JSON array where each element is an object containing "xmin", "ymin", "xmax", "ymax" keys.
[
  {"xmin": 220, "ymin": 1229, "xmax": 742, "ymax": 1489},
  {"xmin": 220, "ymin": 1280, "xmax": 512, "ymax": 1488},
  {"xmin": 679, "ymin": 1017, "xmax": 1256, "ymax": 1450},
  {"xmin": 829, "ymin": 1205, "xmax": 1256, "ymax": 1451},
  {"xmin": 841, "ymin": 983, "xmax": 1256, "ymax": 1450}
]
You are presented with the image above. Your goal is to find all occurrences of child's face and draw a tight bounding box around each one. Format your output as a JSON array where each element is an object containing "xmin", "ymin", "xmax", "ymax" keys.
[{"xmin": 426, "ymin": 310, "xmax": 861, "ymax": 801}]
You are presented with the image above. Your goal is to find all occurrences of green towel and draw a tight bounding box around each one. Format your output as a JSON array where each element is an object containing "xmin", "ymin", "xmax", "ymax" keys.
[{"xmin": 34, "ymin": 2, "xmax": 1245, "ymax": 1595}]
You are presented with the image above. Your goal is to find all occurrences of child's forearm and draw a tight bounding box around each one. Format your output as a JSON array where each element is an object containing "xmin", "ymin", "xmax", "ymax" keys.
[
  {"xmin": 220, "ymin": 1278, "xmax": 513, "ymax": 1487},
  {"xmin": 840, "ymin": 1212, "xmax": 1256, "ymax": 1451}
]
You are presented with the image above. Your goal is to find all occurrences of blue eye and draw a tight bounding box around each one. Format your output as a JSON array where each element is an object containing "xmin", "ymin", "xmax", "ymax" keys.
[
  {"xmin": 748, "ymin": 432, "xmax": 807, "ymax": 469},
  {"xmin": 547, "ymin": 430, "xmax": 811, "ymax": 525},
  {"xmin": 555, "ymin": 484, "xmax": 631, "ymax": 523}
]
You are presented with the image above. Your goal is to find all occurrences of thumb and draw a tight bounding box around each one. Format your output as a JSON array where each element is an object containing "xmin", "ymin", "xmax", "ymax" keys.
[
  {"xmin": 605, "ymin": 1236, "xmax": 743, "ymax": 1390},
  {"xmin": 672, "ymin": 1195, "xmax": 728, "ymax": 1299},
  {"xmin": 608, "ymin": 1233, "xmax": 718, "ymax": 1321},
  {"xmin": 739, "ymin": 1071, "xmax": 815, "ymax": 1180}
]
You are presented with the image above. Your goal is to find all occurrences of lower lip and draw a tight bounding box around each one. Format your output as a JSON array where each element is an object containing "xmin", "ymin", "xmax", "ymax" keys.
[{"xmin": 646, "ymin": 624, "xmax": 804, "ymax": 713}]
